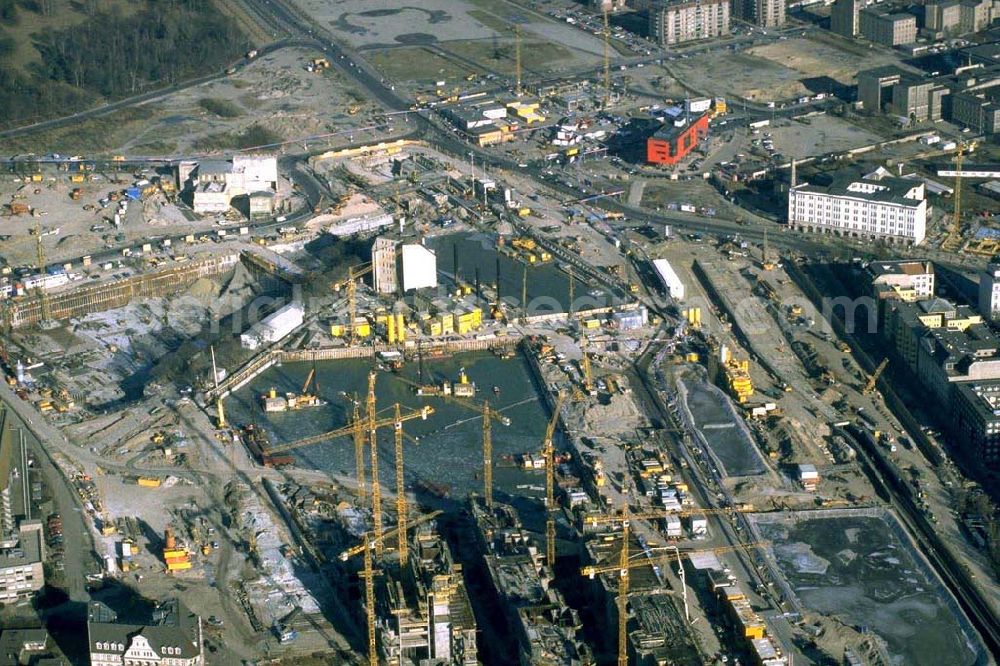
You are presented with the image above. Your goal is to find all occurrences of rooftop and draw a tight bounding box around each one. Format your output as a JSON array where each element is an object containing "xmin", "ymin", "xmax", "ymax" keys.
[
  {"xmin": 87, "ymin": 599, "xmax": 201, "ymax": 661},
  {"xmin": 651, "ymin": 113, "xmax": 708, "ymax": 142},
  {"xmin": 793, "ymin": 170, "xmax": 925, "ymax": 207},
  {"xmin": 867, "ymin": 260, "xmax": 934, "ymax": 278},
  {"xmin": 0, "ymin": 523, "xmax": 43, "ymax": 569}
]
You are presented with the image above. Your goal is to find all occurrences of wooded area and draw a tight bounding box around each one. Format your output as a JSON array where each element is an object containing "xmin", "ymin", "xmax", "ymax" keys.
[{"xmin": 0, "ymin": 0, "xmax": 248, "ymax": 130}]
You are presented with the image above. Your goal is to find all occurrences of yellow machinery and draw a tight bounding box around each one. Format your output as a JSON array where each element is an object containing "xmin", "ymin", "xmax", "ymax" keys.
[
  {"xmin": 761, "ymin": 227, "xmax": 775, "ymax": 271},
  {"xmin": 333, "ymin": 263, "xmax": 373, "ymax": 344},
  {"xmin": 542, "ymin": 392, "xmax": 568, "ymax": 567},
  {"xmin": 863, "ymin": 358, "xmax": 888, "ymax": 395},
  {"xmin": 340, "ymin": 510, "xmax": 443, "ymax": 666}
]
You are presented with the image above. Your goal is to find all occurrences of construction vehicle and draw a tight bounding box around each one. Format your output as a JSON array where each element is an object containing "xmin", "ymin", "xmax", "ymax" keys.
[
  {"xmin": 310, "ymin": 57, "xmax": 330, "ymax": 70},
  {"xmin": 720, "ymin": 347, "xmax": 754, "ymax": 403},
  {"xmin": 863, "ymin": 358, "xmax": 888, "ymax": 395},
  {"xmin": 761, "ymin": 227, "xmax": 775, "ymax": 271},
  {"xmin": 340, "ymin": 510, "xmax": 443, "ymax": 666},
  {"xmin": 542, "ymin": 393, "xmax": 568, "ymax": 567}
]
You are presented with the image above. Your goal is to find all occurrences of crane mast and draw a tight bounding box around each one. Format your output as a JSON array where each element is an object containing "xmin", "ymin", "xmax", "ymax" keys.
[
  {"xmin": 366, "ymin": 371, "xmax": 384, "ymax": 557},
  {"xmin": 483, "ymin": 400, "xmax": 494, "ymax": 508},
  {"xmin": 544, "ymin": 392, "xmax": 567, "ymax": 568},
  {"xmin": 394, "ymin": 403, "xmax": 408, "ymax": 563},
  {"xmin": 352, "ymin": 396, "xmax": 367, "ymax": 505}
]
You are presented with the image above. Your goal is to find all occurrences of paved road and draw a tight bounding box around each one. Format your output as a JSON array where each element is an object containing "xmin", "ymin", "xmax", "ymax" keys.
[{"xmin": 0, "ymin": 385, "xmax": 94, "ymax": 602}]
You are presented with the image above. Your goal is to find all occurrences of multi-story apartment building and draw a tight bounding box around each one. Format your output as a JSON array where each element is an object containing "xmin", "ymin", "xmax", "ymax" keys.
[
  {"xmin": 859, "ymin": 7, "xmax": 917, "ymax": 46},
  {"xmin": 951, "ymin": 88, "xmax": 1000, "ymax": 134},
  {"xmin": 732, "ymin": 0, "xmax": 785, "ymax": 28},
  {"xmin": 953, "ymin": 381, "xmax": 1000, "ymax": 464},
  {"xmin": 0, "ymin": 410, "xmax": 43, "ymax": 604},
  {"xmin": 787, "ymin": 171, "xmax": 927, "ymax": 244},
  {"xmin": 649, "ymin": 0, "xmax": 730, "ymax": 45},
  {"xmin": 979, "ymin": 260, "xmax": 1000, "ymax": 321}
]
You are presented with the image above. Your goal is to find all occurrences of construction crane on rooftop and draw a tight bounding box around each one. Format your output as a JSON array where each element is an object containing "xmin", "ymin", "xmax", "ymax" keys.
[
  {"xmin": 542, "ymin": 392, "xmax": 567, "ymax": 567},
  {"xmin": 340, "ymin": 510, "xmax": 443, "ymax": 666},
  {"xmin": 863, "ymin": 358, "xmax": 889, "ymax": 395}
]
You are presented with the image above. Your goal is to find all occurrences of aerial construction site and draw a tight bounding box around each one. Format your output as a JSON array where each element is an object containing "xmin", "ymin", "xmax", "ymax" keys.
[{"xmin": 2, "ymin": 2, "xmax": 1000, "ymax": 665}]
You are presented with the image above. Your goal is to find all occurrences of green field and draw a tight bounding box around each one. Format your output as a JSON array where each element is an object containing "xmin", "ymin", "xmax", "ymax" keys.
[{"xmin": 368, "ymin": 47, "xmax": 471, "ymax": 83}]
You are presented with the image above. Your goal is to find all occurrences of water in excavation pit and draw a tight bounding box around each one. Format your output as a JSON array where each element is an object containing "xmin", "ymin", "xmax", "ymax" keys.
[
  {"xmin": 226, "ymin": 351, "xmax": 554, "ymax": 499},
  {"xmin": 426, "ymin": 232, "xmax": 619, "ymax": 314}
]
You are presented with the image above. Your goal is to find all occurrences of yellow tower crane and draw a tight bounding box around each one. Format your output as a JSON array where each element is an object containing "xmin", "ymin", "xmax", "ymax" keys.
[
  {"xmin": 333, "ymin": 263, "xmax": 373, "ymax": 345},
  {"xmin": 351, "ymin": 395, "xmax": 367, "ymax": 506},
  {"xmin": 944, "ymin": 142, "xmax": 967, "ymax": 252},
  {"xmin": 340, "ymin": 510, "xmax": 443, "ymax": 666},
  {"xmin": 393, "ymin": 403, "xmax": 410, "ymax": 563},
  {"xmin": 542, "ymin": 392, "xmax": 567, "ymax": 568},
  {"xmin": 366, "ymin": 371, "xmax": 384, "ymax": 558},
  {"xmin": 863, "ymin": 358, "xmax": 889, "ymax": 395}
]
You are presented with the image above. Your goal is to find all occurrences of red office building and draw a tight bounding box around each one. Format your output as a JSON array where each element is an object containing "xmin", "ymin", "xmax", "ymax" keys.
[{"xmin": 646, "ymin": 114, "xmax": 710, "ymax": 165}]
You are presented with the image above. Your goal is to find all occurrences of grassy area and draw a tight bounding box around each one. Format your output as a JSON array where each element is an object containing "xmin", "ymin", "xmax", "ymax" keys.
[
  {"xmin": 0, "ymin": 107, "xmax": 149, "ymax": 154},
  {"xmin": 198, "ymin": 97, "xmax": 244, "ymax": 118},
  {"xmin": 192, "ymin": 123, "xmax": 282, "ymax": 152},
  {"xmin": 442, "ymin": 38, "xmax": 575, "ymax": 76},
  {"xmin": 368, "ymin": 46, "xmax": 470, "ymax": 83}
]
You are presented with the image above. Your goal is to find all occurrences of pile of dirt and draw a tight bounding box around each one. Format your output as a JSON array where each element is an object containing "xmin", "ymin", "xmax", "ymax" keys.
[{"xmin": 582, "ymin": 393, "xmax": 644, "ymax": 436}]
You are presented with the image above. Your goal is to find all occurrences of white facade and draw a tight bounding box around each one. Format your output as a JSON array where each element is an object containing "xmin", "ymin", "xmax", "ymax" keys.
[
  {"xmin": 665, "ymin": 515, "xmax": 682, "ymax": 538},
  {"xmin": 979, "ymin": 261, "xmax": 1000, "ymax": 321},
  {"xmin": 231, "ymin": 155, "xmax": 278, "ymax": 193},
  {"xmin": 328, "ymin": 214, "xmax": 394, "ymax": 237},
  {"xmin": 652, "ymin": 259, "xmax": 685, "ymax": 300},
  {"xmin": 788, "ymin": 174, "xmax": 927, "ymax": 244},
  {"xmin": 241, "ymin": 302, "xmax": 304, "ymax": 349},
  {"xmin": 192, "ymin": 155, "xmax": 278, "ymax": 214},
  {"xmin": 401, "ymin": 244, "xmax": 438, "ymax": 292}
]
